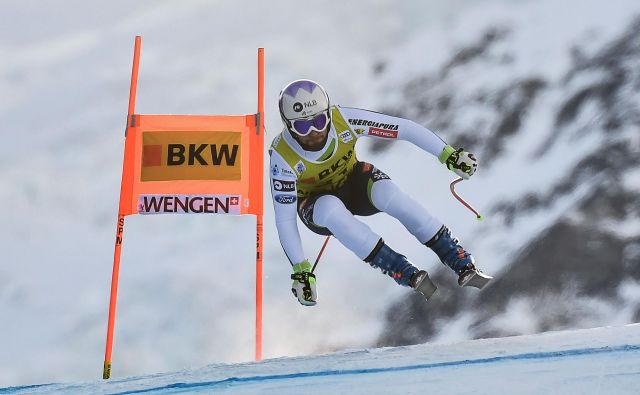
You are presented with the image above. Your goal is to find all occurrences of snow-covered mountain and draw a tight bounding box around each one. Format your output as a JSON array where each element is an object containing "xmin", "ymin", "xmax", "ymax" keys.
[
  {"xmin": 372, "ymin": 0, "xmax": 640, "ymax": 347},
  {"xmin": 1, "ymin": 0, "xmax": 639, "ymax": 387}
]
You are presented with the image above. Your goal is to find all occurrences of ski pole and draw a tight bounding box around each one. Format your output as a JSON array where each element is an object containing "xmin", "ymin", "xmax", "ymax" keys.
[
  {"xmin": 450, "ymin": 177, "xmax": 484, "ymax": 221},
  {"xmin": 311, "ymin": 235, "xmax": 331, "ymax": 273}
]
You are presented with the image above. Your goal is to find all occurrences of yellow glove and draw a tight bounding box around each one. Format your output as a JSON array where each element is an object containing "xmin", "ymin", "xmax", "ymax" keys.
[
  {"xmin": 439, "ymin": 145, "xmax": 478, "ymax": 180},
  {"xmin": 291, "ymin": 260, "xmax": 317, "ymax": 306}
]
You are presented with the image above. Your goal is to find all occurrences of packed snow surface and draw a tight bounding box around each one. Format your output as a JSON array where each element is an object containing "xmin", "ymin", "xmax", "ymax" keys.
[{"xmin": 2, "ymin": 324, "xmax": 639, "ymax": 394}]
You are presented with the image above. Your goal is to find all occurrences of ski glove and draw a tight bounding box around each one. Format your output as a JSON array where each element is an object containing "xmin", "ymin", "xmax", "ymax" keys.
[
  {"xmin": 291, "ymin": 260, "xmax": 317, "ymax": 306},
  {"xmin": 439, "ymin": 145, "xmax": 478, "ymax": 180}
]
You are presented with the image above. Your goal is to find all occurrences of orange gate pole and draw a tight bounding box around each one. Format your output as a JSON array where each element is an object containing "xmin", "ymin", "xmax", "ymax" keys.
[
  {"xmin": 103, "ymin": 35, "xmax": 141, "ymax": 380},
  {"xmin": 253, "ymin": 48, "xmax": 265, "ymax": 361}
]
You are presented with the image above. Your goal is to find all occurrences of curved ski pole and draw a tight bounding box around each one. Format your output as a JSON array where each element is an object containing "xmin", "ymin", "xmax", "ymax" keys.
[
  {"xmin": 311, "ymin": 236, "xmax": 331, "ymax": 273},
  {"xmin": 450, "ymin": 177, "xmax": 484, "ymax": 221}
]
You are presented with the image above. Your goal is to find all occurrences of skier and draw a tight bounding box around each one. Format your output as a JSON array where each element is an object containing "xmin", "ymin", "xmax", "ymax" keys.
[{"xmin": 270, "ymin": 79, "xmax": 491, "ymax": 306}]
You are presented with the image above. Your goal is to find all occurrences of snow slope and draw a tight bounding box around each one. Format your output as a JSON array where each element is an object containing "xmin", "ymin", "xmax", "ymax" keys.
[{"xmin": 2, "ymin": 324, "xmax": 639, "ymax": 394}]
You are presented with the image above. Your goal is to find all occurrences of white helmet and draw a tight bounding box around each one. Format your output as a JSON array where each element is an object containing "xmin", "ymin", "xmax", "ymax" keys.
[{"xmin": 278, "ymin": 79, "xmax": 331, "ymax": 136}]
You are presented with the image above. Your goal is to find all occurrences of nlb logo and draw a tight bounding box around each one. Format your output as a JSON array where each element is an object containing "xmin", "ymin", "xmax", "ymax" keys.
[
  {"xmin": 138, "ymin": 194, "xmax": 241, "ymax": 214},
  {"xmin": 141, "ymin": 131, "xmax": 241, "ymax": 181},
  {"xmin": 272, "ymin": 179, "xmax": 295, "ymax": 192}
]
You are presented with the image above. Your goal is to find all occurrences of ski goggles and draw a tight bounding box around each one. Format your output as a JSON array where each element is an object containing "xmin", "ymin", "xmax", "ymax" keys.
[{"xmin": 289, "ymin": 111, "xmax": 329, "ymax": 136}]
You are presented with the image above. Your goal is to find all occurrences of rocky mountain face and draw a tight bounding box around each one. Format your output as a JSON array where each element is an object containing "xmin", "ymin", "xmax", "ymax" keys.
[{"xmin": 377, "ymin": 16, "xmax": 640, "ymax": 346}]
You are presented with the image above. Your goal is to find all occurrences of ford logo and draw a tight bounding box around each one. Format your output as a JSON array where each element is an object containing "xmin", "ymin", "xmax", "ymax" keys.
[{"xmin": 275, "ymin": 194, "xmax": 296, "ymax": 204}]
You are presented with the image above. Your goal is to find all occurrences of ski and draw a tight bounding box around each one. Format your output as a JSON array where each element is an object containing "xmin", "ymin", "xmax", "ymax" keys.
[
  {"xmin": 459, "ymin": 268, "xmax": 493, "ymax": 289},
  {"xmin": 411, "ymin": 270, "xmax": 438, "ymax": 300}
]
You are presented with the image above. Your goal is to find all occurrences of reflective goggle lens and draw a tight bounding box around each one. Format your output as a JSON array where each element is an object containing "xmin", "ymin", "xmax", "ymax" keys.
[{"xmin": 291, "ymin": 112, "xmax": 328, "ymax": 136}]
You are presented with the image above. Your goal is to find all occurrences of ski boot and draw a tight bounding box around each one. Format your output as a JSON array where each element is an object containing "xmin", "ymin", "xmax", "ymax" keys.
[
  {"xmin": 426, "ymin": 225, "xmax": 492, "ymax": 289},
  {"xmin": 366, "ymin": 240, "xmax": 437, "ymax": 300}
]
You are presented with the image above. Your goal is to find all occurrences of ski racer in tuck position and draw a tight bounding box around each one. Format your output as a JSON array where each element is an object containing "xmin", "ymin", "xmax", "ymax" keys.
[{"xmin": 269, "ymin": 79, "xmax": 492, "ymax": 306}]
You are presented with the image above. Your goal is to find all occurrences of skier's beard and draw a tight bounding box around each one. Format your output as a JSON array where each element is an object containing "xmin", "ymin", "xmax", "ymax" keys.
[{"xmin": 293, "ymin": 128, "xmax": 329, "ymax": 152}]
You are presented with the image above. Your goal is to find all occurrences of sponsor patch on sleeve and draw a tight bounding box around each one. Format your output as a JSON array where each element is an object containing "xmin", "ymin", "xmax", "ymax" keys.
[
  {"xmin": 274, "ymin": 194, "xmax": 297, "ymax": 204},
  {"xmin": 368, "ymin": 127, "xmax": 398, "ymax": 139},
  {"xmin": 272, "ymin": 179, "xmax": 296, "ymax": 192},
  {"xmin": 271, "ymin": 164, "xmax": 296, "ymax": 179}
]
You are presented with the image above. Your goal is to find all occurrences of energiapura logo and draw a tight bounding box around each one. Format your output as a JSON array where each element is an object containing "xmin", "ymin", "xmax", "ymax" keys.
[{"xmin": 141, "ymin": 131, "xmax": 241, "ymax": 181}]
